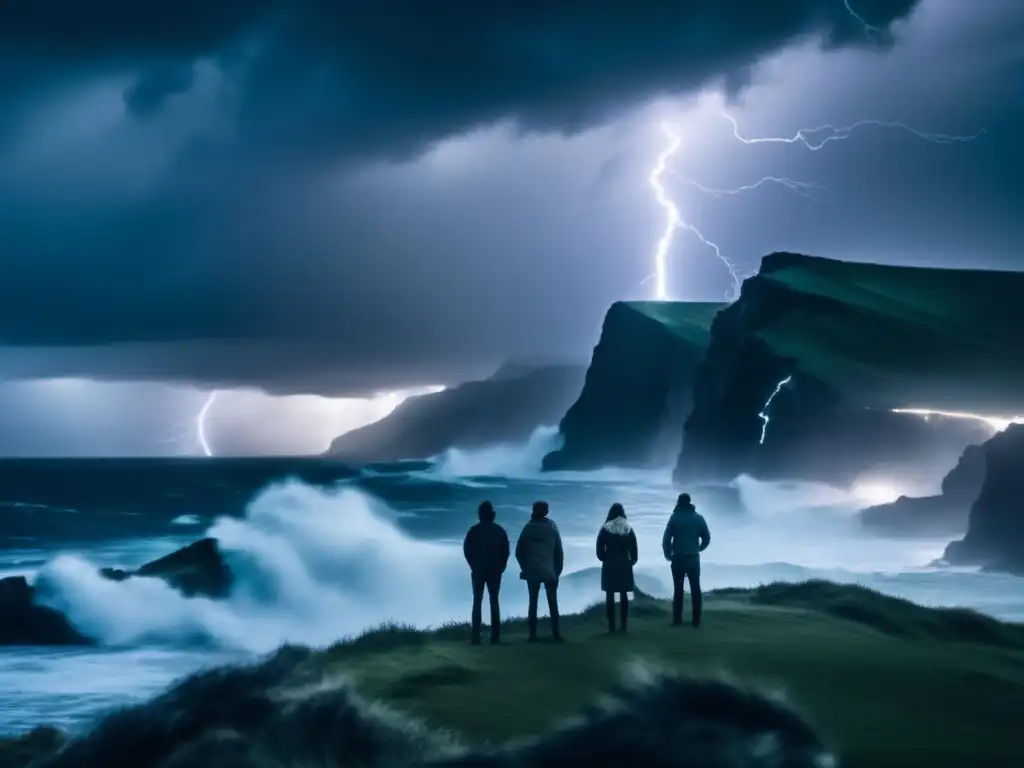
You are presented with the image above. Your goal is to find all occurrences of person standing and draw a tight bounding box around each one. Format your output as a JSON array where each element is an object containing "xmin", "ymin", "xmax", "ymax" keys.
[
  {"xmin": 596, "ymin": 502, "xmax": 639, "ymax": 633},
  {"xmin": 515, "ymin": 500, "xmax": 564, "ymax": 642},
  {"xmin": 661, "ymin": 492, "xmax": 711, "ymax": 628},
  {"xmin": 463, "ymin": 500, "xmax": 510, "ymax": 645}
]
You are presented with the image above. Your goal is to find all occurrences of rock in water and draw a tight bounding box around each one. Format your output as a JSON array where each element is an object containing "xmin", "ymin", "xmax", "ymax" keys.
[
  {"xmin": 676, "ymin": 252, "xmax": 1024, "ymax": 485},
  {"xmin": 121, "ymin": 537, "xmax": 232, "ymax": 599},
  {"xmin": 0, "ymin": 576, "xmax": 93, "ymax": 646},
  {"xmin": 942, "ymin": 424, "xmax": 1024, "ymax": 575},
  {"xmin": 1, "ymin": 537, "xmax": 233, "ymax": 646},
  {"xmin": 543, "ymin": 301, "xmax": 725, "ymax": 471}
]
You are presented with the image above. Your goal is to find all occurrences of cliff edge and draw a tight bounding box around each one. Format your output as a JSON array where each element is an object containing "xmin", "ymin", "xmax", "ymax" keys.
[
  {"xmin": 542, "ymin": 301, "xmax": 724, "ymax": 471},
  {"xmin": 942, "ymin": 424, "xmax": 1024, "ymax": 575},
  {"xmin": 676, "ymin": 253, "xmax": 1024, "ymax": 484}
]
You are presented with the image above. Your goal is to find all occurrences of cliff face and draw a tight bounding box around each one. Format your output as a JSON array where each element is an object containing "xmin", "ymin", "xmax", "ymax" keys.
[
  {"xmin": 325, "ymin": 364, "xmax": 585, "ymax": 463},
  {"xmin": 859, "ymin": 440, "xmax": 988, "ymax": 537},
  {"xmin": 542, "ymin": 301, "xmax": 724, "ymax": 471},
  {"xmin": 675, "ymin": 252, "xmax": 1024, "ymax": 485},
  {"xmin": 943, "ymin": 424, "xmax": 1024, "ymax": 574}
]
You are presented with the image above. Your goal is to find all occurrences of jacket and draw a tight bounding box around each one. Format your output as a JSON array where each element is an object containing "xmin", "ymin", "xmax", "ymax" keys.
[
  {"xmin": 463, "ymin": 521, "xmax": 510, "ymax": 578},
  {"xmin": 515, "ymin": 516, "xmax": 564, "ymax": 584},
  {"xmin": 662, "ymin": 503, "xmax": 711, "ymax": 560},
  {"xmin": 596, "ymin": 517, "xmax": 638, "ymax": 593}
]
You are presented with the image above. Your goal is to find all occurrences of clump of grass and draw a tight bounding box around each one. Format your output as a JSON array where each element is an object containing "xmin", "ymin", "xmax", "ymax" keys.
[
  {"xmin": 750, "ymin": 579, "xmax": 1024, "ymax": 649},
  {"xmin": 0, "ymin": 726, "xmax": 66, "ymax": 768}
]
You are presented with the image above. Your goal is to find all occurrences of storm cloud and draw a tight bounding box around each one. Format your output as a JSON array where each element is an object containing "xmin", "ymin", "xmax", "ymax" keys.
[{"xmin": 0, "ymin": 0, "xmax": 1020, "ymax": 399}]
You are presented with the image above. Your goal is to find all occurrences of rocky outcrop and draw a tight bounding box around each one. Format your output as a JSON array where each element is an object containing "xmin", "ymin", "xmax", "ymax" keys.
[
  {"xmin": 2, "ymin": 538, "xmax": 234, "ymax": 646},
  {"xmin": 0, "ymin": 576, "xmax": 93, "ymax": 646},
  {"xmin": 100, "ymin": 538, "xmax": 232, "ymax": 599},
  {"xmin": 542, "ymin": 301, "xmax": 725, "ymax": 471},
  {"xmin": 860, "ymin": 441, "xmax": 988, "ymax": 537},
  {"xmin": 326, "ymin": 363, "xmax": 585, "ymax": 463},
  {"xmin": 676, "ymin": 252, "xmax": 1024, "ymax": 485},
  {"xmin": 942, "ymin": 424, "xmax": 1024, "ymax": 574}
]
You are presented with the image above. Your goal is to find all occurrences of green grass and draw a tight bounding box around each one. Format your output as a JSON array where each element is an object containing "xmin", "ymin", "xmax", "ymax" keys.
[
  {"xmin": 4, "ymin": 581, "xmax": 1023, "ymax": 768},
  {"xmin": 310, "ymin": 581, "xmax": 1024, "ymax": 768}
]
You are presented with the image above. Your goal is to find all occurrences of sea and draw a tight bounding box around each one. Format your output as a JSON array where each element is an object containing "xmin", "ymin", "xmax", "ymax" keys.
[{"xmin": 2, "ymin": 426, "xmax": 1022, "ymax": 736}]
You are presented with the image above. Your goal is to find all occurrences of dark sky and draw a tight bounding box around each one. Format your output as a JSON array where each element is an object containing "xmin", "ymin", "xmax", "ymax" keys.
[{"xmin": 0, "ymin": 0, "xmax": 1022, "ymax": 454}]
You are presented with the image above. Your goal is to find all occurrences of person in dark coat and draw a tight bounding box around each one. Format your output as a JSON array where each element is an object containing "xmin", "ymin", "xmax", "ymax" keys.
[
  {"xmin": 596, "ymin": 502, "xmax": 639, "ymax": 633},
  {"xmin": 463, "ymin": 500, "xmax": 510, "ymax": 644},
  {"xmin": 515, "ymin": 500, "xmax": 565, "ymax": 642}
]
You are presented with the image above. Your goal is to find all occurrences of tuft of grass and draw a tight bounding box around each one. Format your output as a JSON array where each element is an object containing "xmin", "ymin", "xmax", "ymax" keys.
[{"xmin": 748, "ymin": 579, "xmax": 1024, "ymax": 648}]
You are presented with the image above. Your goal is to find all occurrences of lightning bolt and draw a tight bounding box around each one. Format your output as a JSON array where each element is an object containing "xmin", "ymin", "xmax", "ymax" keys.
[
  {"xmin": 648, "ymin": 124, "xmax": 682, "ymax": 301},
  {"xmin": 721, "ymin": 113, "xmax": 986, "ymax": 152},
  {"xmin": 649, "ymin": 123, "xmax": 747, "ymax": 301},
  {"xmin": 196, "ymin": 391, "xmax": 217, "ymax": 457},
  {"xmin": 758, "ymin": 375, "xmax": 792, "ymax": 445},
  {"xmin": 643, "ymin": 1, "xmax": 985, "ymax": 305},
  {"xmin": 843, "ymin": 0, "xmax": 881, "ymax": 35},
  {"xmin": 891, "ymin": 407, "xmax": 1024, "ymax": 433},
  {"xmin": 672, "ymin": 174, "xmax": 826, "ymax": 202}
]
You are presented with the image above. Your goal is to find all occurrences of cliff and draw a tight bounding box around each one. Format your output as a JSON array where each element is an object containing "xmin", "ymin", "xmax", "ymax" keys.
[
  {"xmin": 325, "ymin": 363, "xmax": 585, "ymax": 463},
  {"xmin": 675, "ymin": 252, "xmax": 1024, "ymax": 485},
  {"xmin": 942, "ymin": 424, "xmax": 1024, "ymax": 574},
  {"xmin": 542, "ymin": 301, "xmax": 725, "ymax": 471},
  {"xmin": 859, "ymin": 441, "xmax": 988, "ymax": 537}
]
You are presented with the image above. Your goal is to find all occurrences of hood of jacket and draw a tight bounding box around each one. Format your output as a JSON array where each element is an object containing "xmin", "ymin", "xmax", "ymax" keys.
[{"xmin": 602, "ymin": 517, "xmax": 632, "ymax": 536}]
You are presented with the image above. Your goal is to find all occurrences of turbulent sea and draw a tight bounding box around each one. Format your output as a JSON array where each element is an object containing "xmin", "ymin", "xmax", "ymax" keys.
[{"xmin": 2, "ymin": 426, "xmax": 1022, "ymax": 735}]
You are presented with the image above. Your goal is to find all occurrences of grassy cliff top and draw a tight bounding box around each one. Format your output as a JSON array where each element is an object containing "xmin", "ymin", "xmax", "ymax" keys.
[
  {"xmin": 622, "ymin": 300, "xmax": 727, "ymax": 345},
  {"xmin": 747, "ymin": 254, "xmax": 1024, "ymax": 411},
  {"xmin": 5, "ymin": 581, "xmax": 1022, "ymax": 768}
]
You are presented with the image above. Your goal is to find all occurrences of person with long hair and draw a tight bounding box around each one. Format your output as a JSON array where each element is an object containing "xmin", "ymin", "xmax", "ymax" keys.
[{"xmin": 596, "ymin": 502, "xmax": 639, "ymax": 633}]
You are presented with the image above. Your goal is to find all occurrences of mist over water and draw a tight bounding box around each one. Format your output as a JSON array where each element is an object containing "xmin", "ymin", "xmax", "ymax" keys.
[{"xmin": 4, "ymin": 426, "xmax": 1023, "ymax": 731}]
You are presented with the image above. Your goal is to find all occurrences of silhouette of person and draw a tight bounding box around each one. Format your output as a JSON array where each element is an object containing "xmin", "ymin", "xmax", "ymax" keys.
[
  {"xmin": 515, "ymin": 500, "xmax": 564, "ymax": 642},
  {"xmin": 661, "ymin": 492, "xmax": 711, "ymax": 628},
  {"xmin": 463, "ymin": 500, "xmax": 510, "ymax": 645},
  {"xmin": 596, "ymin": 502, "xmax": 639, "ymax": 633}
]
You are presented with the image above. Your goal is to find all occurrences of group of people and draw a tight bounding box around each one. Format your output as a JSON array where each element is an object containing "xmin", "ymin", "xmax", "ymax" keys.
[{"xmin": 461, "ymin": 493, "xmax": 712, "ymax": 644}]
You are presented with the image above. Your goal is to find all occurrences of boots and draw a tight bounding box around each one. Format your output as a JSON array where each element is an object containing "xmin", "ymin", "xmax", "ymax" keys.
[
  {"xmin": 606, "ymin": 595, "xmax": 616, "ymax": 633},
  {"xmin": 620, "ymin": 593, "xmax": 629, "ymax": 633}
]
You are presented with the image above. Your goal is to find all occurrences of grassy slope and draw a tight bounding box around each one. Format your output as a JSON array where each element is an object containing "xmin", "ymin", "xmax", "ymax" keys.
[
  {"xmin": 754, "ymin": 257, "xmax": 1024, "ymax": 409},
  {"xmin": 624, "ymin": 300, "xmax": 727, "ymax": 346},
  {"xmin": 316, "ymin": 582, "xmax": 1024, "ymax": 768},
  {"xmin": 4, "ymin": 582, "xmax": 1023, "ymax": 768}
]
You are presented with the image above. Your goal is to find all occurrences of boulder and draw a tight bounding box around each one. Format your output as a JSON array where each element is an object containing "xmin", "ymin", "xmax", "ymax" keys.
[
  {"xmin": 1, "ymin": 538, "xmax": 233, "ymax": 646},
  {"xmin": 543, "ymin": 301, "xmax": 725, "ymax": 471},
  {"xmin": 676, "ymin": 252, "xmax": 1024, "ymax": 485},
  {"xmin": 0, "ymin": 576, "xmax": 92, "ymax": 646},
  {"xmin": 103, "ymin": 537, "xmax": 232, "ymax": 599},
  {"xmin": 942, "ymin": 424, "xmax": 1024, "ymax": 574}
]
